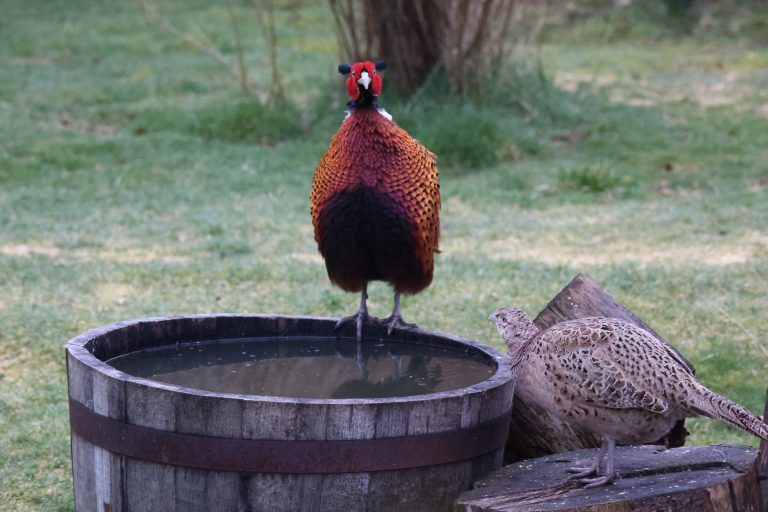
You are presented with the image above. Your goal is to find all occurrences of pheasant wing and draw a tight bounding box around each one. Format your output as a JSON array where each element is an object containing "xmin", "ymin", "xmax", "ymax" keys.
[{"xmin": 543, "ymin": 320, "xmax": 671, "ymax": 413}]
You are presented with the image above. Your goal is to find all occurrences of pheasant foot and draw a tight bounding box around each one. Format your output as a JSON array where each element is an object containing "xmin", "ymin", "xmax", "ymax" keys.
[
  {"xmin": 580, "ymin": 474, "xmax": 617, "ymax": 488},
  {"xmin": 375, "ymin": 292, "xmax": 417, "ymax": 335},
  {"xmin": 571, "ymin": 437, "xmax": 617, "ymax": 489},
  {"xmin": 376, "ymin": 313, "xmax": 417, "ymax": 335},
  {"xmin": 566, "ymin": 466, "xmax": 599, "ymax": 479},
  {"xmin": 335, "ymin": 286, "xmax": 372, "ymax": 341}
]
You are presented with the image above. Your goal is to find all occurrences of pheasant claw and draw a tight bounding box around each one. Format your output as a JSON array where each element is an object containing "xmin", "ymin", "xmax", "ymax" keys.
[{"xmin": 579, "ymin": 473, "xmax": 618, "ymax": 489}]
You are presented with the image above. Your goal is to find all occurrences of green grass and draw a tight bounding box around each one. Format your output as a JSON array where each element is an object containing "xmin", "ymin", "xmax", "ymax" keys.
[{"xmin": 2, "ymin": 0, "xmax": 768, "ymax": 509}]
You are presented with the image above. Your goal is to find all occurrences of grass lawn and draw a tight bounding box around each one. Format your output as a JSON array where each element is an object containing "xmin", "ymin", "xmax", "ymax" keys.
[{"xmin": 1, "ymin": 1, "xmax": 767, "ymax": 509}]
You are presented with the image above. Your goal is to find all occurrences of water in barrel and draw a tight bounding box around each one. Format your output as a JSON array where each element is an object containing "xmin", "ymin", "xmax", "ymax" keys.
[{"xmin": 107, "ymin": 338, "xmax": 496, "ymax": 399}]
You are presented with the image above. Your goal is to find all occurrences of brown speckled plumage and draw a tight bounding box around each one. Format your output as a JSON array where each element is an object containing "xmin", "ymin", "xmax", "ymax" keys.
[{"xmin": 492, "ymin": 307, "xmax": 768, "ymax": 487}]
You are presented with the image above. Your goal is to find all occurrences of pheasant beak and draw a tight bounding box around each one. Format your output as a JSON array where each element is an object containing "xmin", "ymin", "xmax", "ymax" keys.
[
  {"xmin": 489, "ymin": 312, "xmax": 499, "ymax": 323},
  {"xmin": 358, "ymin": 70, "xmax": 372, "ymax": 90}
]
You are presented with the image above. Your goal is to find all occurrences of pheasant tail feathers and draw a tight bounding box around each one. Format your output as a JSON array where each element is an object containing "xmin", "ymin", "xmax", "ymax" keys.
[{"xmin": 689, "ymin": 382, "xmax": 768, "ymax": 441}]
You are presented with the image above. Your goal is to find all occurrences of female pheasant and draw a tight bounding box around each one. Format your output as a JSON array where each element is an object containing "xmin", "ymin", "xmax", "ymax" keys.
[
  {"xmin": 311, "ymin": 61, "xmax": 440, "ymax": 341},
  {"xmin": 491, "ymin": 307, "xmax": 768, "ymax": 488}
]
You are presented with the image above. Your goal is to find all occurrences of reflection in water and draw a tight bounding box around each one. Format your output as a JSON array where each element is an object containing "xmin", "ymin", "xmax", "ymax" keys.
[
  {"xmin": 107, "ymin": 337, "xmax": 496, "ymax": 399},
  {"xmin": 330, "ymin": 353, "xmax": 444, "ymax": 398}
]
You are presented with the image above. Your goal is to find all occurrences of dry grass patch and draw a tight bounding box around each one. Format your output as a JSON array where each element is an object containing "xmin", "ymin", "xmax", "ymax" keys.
[
  {"xmin": 0, "ymin": 243, "xmax": 189, "ymax": 265},
  {"xmin": 445, "ymin": 229, "xmax": 768, "ymax": 268},
  {"xmin": 0, "ymin": 244, "xmax": 61, "ymax": 258},
  {"xmin": 94, "ymin": 283, "xmax": 138, "ymax": 306}
]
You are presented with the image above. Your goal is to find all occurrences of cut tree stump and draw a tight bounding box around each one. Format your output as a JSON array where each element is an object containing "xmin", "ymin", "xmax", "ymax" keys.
[
  {"xmin": 756, "ymin": 388, "xmax": 768, "ymax": 511},
  {"xmin": 504, "ymin": 274, "xmax": 692, "ymax": 463},
  {"xmin": 456, "ymin": 444, "xmax": 761, "ymax": 512}
]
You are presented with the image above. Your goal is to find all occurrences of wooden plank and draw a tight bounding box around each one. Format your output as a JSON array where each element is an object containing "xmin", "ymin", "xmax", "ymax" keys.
[
  {"xmin": 316, "ymin": 402, "xmax": 376, "ymax": 507},
  {"xmin": 71, "ymin": 433, "xmax": 97, "ymax": 512},
  {"xmin": 67, "ymin": 353, "xmax": 93, "ymax": 407},
  {"xmin": 294, "ymin": 402, "xmax": 328, "ymax": 440},
  {"xmin": 174, "ymin": 393, "xmax": 242, "ymax": 512},
  {"xmin": 92, "ymin": 369, "xmax": 126, "ymax": 512},
  {"xmin": 292, "ymin": 473, "xmax": 324, "ymax": 512},
  {"xmin": 172, "ymin": 467, "xmax": 241, "ymax": 512},
  {"xmin": 456, "ymin": 444, "xmax": 760, "ymax": 512},
  {"xmin": 68, "ymin": 352, "xmax": 96, "ymax": 512},
  {"xmin": 124, "ymin": 461, "xmax": 176, "ymax": 512},
  {"xmin": 368, "ymin": 467, "xmax": 422, "ymax": 510},
  {"xmin": 506, "ymin": 274, "xmax": 690, "ymax": 462},
  {"xmin": 317, "ymin": 473, "xmax": 370, "ymax": 511},
  {"xmin": 243, "ymin": 473, "xmax": 301, "ymax": 512},
  {"xmin": 203, "ymin": 472, "xmax": 243, "ymax": 512},
  {"xmin": 174, "ymin": 467, "xmax": 207, "ymax": 512},
  {"xmin": 373, "ymin": 401, "xmax": 412, "ymax": 438},
  {"xmin": 242, "ymin": 400, "xmax": 298, "ymax": 441},
  {"xmin": 241, "ymin": 398, "xmax": 303, "ymax": 511},
  {"xmin": 124, "ymin": 379, "xmax": 178, "ymax": 512},
  {"xmin": 367, "ymin": 400, "xmax": 423, "ymax": 510}
]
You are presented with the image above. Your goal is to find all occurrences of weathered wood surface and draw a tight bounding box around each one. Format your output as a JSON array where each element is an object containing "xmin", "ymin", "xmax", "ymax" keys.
[
  {"xmin": 504, "ymin": 274, "xmax": 691, "ymax": 463},
  {"xmin": 457, "ymin": 444, "xmax": 761, "ymax": 512},
  {"xmin": 67, "ymin": 314, "xmax": 514, "ymax": 512},
  {"xmin": 756, "ymin": 388, "xmax": 768, "ymax": 511}
]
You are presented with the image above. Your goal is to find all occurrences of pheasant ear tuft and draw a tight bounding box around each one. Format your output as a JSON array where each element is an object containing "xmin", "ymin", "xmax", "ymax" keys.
[
  {"xmin": 375, "ymin": 60, "xmax": 387, "ymax": 71},
  {"xmin": 338, "ymin": 64, "xmax": 351, "ymax": 75}
]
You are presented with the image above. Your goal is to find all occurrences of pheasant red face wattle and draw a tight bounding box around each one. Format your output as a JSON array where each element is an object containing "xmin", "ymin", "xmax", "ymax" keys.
[{"xmin": 343, "ymin": 61, "xmax": 384, "ymax": 102}]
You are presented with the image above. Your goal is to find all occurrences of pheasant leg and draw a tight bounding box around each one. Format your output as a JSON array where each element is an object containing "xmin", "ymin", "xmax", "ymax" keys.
[
  {"xmin": 335, "ymin": 285, "xmax": 372, "ymax": 341},
  {"xmin": 377, "ymin": 292, "xmax": 417, "ymax": 335},
  {"xmin": 580, "ymin": 438, "xmax": 617, "ymax": 488},
  {"xmin": 567, "ymin": 437, "xmax": 608, "ymax": 478}
]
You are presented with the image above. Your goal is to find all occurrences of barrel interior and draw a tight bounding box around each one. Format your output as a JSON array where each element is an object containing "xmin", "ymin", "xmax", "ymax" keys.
[
  {"xmin": 82, "ymin": 316, "xmax": 499, "ymax": 400},
  {"xmin": 105, "ymin": 336, "xmax": 497, "ymax": 399}
]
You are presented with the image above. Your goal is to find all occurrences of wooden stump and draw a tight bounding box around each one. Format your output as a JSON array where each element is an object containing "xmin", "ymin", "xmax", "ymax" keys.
[
  {"xmin": 457, "ymin": 444, "xmax": 762, "ymax": 511},
  {"xmin": 504, "ymin": 274, "xmax": 692, "ymax": 463},
  {"xmin": 756, "ymin": 388, "xmax": 768, "ymax": 511}
]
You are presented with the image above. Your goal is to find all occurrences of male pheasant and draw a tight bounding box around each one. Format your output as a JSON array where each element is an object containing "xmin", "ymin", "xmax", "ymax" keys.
[
  {"xmin": 311, "ymin": 61, "xmax": 440, "ymax": 340},
  {"xmin": 491, "ymin": 307, "xmax": 768, "ymax": 488}
]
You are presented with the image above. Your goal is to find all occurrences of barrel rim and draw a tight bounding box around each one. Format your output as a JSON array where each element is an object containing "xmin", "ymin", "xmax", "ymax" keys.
[{"xmin": 66, "ymin": 314, "xmax": 513, "ymax": 405}]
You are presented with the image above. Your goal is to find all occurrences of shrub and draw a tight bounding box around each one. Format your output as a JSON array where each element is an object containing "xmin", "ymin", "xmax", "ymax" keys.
[
  {"xmin": 193, "ymin": 101, "xmax": 303, "ymax": 145},
  {"xmin": 133, "ymin": 100, "xmax": 304, "ymax": 145},
  {"xmin": 418, "ymin": 108, "xmax": 504, "ymax": 169},
  {"xmin": 558, "ymin": 163, "xmax": 620, "ymax": 193}
]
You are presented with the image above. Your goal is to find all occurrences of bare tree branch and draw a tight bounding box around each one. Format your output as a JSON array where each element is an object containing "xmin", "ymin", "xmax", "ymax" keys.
[
  {"xmin": 228, "ymin": 3, "xmax": 251, "ymax": 97},
  {"xmin": 136, "ymin": 0, "xmax": 253, "ymax": 96},
  {"xmin": 252, "ymin": 0, "xmax": 286, "ymax": 105}
]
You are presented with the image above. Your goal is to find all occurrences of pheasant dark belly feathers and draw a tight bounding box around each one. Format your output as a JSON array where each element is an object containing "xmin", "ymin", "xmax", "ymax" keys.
[
  {"xmin": 311, "ymin": 64, "xmax": 440, "ymax": 340},
  {"xmin": 315, "ymin": 186, "xmax": 433, "ymax": 295}
]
